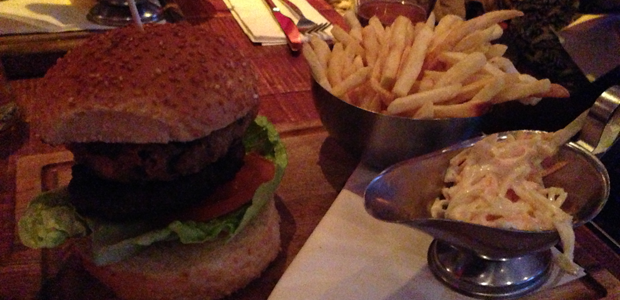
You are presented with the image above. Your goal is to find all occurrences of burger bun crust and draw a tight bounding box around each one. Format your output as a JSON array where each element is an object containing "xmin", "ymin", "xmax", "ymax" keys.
[
  {"xmin": 38, "ymin": 23, "xmax": 258, "ymax": 144},
  {"xmin": 77, "ymin": 199, "xmax": 280, "ymax": 300}
]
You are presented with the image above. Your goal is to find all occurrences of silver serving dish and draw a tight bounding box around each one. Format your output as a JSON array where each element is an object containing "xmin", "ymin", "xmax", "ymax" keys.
[
  {"xmin": 312, "ymin": 80, "xmax": 483, "ymax": 170},
  {"xmin": 365, "ymin": 132, "xmax": 609, "ymax": 298},
  {"xmin": 363, "ymin": 81, "xmax": 620, "ymax": 298}
]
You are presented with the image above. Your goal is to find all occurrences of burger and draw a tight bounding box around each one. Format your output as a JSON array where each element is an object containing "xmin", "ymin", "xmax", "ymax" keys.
[{"xmin": 17, "ymin": 23, "xmax": 287, "ymax": 300}]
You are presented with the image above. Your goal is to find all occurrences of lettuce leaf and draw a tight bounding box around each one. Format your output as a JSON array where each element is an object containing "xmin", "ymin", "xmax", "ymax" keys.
[
  {"xmin": 17, "ymin": 116, "xmax": 288, "ymax": 265},
  {"xmin": 17, "ymin": 187, "xmax": 89, "ymax": 248},
  {"xmin": 236, "ymin": 116, "xmax": 288, "ymax": 235}
]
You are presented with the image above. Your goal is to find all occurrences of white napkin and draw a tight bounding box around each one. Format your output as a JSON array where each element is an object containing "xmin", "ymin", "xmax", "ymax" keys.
[
  {"xmin": 224, "ymin": 0, "xmax": 332, "ymax": 46},
  {"xmin": 269, "ymin": 164, "xmax": 585, "ymax": 300},
  {"xmin": 0, "ymin": 0, "xmax": 115, "ymax": 35},
  {"xmin": 559, "ymin": 14, "xmax": 620, "ymax": 79}
]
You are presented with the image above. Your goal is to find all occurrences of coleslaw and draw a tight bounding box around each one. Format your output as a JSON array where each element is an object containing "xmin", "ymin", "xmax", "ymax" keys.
[{"xmin": 430, "ymin": 131, "xmax": 579, "ymax": 274}]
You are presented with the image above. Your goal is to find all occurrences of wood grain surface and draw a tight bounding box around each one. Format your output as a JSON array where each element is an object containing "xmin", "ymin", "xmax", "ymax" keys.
[{"xmin": 1, "ymin": 0, "xmax": 620, "ymax": 299}]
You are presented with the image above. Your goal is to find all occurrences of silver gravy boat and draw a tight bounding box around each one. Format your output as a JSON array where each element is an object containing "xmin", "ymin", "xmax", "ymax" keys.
[{"xmin": 364, "ymin": 70, "xmax": 620, "ymax": 298}]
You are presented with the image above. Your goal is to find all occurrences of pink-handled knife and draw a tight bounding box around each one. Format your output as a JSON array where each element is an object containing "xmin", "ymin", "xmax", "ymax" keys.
[{"xmin": 263, "ymin": 0, "xmax": 303, "ymax": 52}]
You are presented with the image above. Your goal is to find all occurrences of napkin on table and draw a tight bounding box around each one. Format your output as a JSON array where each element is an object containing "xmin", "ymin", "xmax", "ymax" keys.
[
  {"xmin": 559, "ymin": 14, "xmax": 620, "ymax": 80},
  {"xmin": 268, "ymin": 164, "xmax": 585, "ymax": 300},
  {"xmin": 0, "ymin": 0, "xmax": 115, "ymax": 35},
  {"xmin": 224, "ymin": 0, "xmax": 333, "ymax": 46}
]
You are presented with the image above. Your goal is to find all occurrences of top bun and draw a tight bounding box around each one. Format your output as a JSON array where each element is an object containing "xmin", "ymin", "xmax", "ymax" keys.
[{"xmin": 38, "ymin": 23, "xmax": 258, "ymax": 144}]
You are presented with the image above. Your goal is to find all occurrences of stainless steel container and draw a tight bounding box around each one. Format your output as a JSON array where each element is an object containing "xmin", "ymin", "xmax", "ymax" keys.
[{"xmin": 312, "ymin": 80, "xmax": 483, "ymax": 170}]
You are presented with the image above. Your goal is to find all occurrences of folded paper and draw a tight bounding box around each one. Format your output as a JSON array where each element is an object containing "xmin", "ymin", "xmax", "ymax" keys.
[
  {"xmin": 224, "ymin": 0, "xmax": 332, "ymax": 46},
  {"xmin": 559, "ymin": 14, "xmax": 620, "ymax": 79}
]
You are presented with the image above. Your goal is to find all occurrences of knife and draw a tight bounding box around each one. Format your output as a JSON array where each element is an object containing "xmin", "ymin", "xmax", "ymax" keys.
[{"xmin": 262, "ymin": 0, "xmax": 302, "ymax": 52}]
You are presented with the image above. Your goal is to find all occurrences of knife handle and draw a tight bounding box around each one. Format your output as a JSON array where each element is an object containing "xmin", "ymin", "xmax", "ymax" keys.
[{"xmin": 261, "ymin": 0, "xmax": 302, "ymax": 52}]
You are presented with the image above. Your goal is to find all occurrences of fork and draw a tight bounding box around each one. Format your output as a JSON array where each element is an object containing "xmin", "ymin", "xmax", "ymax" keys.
[{"xmin": 280, "ymin": 0, "xmax": 331, "ymax": 34}]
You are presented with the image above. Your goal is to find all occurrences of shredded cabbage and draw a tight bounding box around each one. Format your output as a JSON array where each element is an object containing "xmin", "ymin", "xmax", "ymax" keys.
[{"xmin": 430, "ymin": 132, "xmax": 579, "ymax": 274}]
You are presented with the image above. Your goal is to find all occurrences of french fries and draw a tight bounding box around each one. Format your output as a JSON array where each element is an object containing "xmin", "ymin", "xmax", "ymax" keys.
[{"xmin": 303, "ymin": 9, "xmax": 569, "ymax": 119}]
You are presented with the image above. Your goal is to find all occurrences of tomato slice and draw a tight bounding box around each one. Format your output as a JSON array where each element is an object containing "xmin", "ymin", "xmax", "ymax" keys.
[{"xmin": 170, "ymin": 153, "xmax": 276, "ymax": 223}]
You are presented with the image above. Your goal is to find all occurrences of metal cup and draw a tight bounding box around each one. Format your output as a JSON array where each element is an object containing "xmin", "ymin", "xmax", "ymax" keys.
[
  {"xmin": 311, "ymin": 79, "xmax": 482, "ymax": 170},
  {"xmin": 355, "ymin": 0, "xmax": 437, "ymax": 26}
]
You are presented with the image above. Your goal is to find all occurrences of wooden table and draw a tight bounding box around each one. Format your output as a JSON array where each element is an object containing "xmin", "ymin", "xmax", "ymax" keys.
[{"xmin": 1, "ymin": 1, "xmax": 620, "ymax": 299}]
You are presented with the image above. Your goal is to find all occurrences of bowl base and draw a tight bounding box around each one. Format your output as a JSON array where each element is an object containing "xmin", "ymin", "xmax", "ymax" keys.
[
  {"xmin": 88, "ymin": 2, "xmax": 163, "ymax": 27},
  {"xmin": 428, "ymin": 240, "xmax": 552, "ymax": 298}
]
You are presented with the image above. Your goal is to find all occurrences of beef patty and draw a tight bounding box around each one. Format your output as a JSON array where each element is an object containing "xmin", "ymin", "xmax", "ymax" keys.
[
  {"xmin": 67, "ymin": 111, "xmax": 255, "ymax": 183},
  {"xmin": 68, "ymin": 140, "xmax": 245, "ymax": 221},
  {"xmin": 65, "ymin": 112, "xmax": 256, "ymax": 221}
]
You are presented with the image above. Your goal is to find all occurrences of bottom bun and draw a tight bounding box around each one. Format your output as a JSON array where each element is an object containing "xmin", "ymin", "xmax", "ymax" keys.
[{"xmin": 78, "ymin": 199, "xmax": 281, "ymax": 300}]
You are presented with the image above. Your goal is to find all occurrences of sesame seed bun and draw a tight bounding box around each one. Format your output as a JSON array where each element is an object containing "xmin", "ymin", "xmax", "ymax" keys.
[
  {"xmin": 31, "ymin": 23, "xmax": 283, "ymax": 300},
  {"xmin": 37, "ymin": 23, "xmax": 258, "ymax": 144}
]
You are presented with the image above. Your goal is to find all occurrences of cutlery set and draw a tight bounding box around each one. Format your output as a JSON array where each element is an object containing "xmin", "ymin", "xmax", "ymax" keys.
[
  {"xmin": 263, "ymin": 0, "xmax": 332, "ymax": 52},
  {"xmin": 281, "ymin": 0, "xmax": 331, "ymax": 33}
]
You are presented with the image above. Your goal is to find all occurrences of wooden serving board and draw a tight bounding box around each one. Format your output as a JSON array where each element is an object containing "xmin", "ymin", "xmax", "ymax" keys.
[
  {"xmin": 3, "ymin": 123, "xmax": 620, "ymax": 300},
  {"xmin": 2, "ymin": 123, "xmax": 350, "ymax": 300}
]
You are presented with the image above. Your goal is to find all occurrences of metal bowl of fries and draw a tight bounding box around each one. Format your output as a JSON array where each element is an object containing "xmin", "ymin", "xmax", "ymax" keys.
[
  {"xmin": 312, "ymin": 79, "xmax": 483, "ymax": 169},
  {"xmin": 304, "ymin": 10, "xmax": 572, "ymax": 169}
]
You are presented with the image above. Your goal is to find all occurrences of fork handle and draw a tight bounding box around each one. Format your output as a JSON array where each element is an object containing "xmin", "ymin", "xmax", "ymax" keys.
[{"xmin": 280, "ymin": 0, "xmax": 305, "ymax": 18}]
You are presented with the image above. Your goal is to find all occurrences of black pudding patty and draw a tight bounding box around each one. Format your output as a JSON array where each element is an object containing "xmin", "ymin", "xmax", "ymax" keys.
[{"xmin": 68, "ymin": 141, "xmax": 245, "ymax": 221}]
